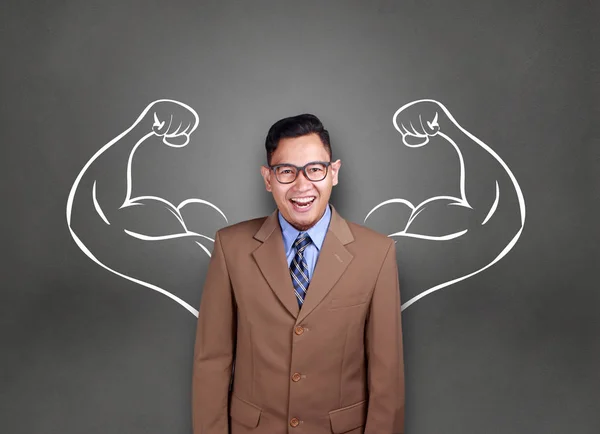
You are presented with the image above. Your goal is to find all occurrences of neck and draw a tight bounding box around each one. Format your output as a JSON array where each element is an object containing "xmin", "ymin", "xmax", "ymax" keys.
[{"xmin": 284, "ymin": 205, "xmax": 329, "ymax": 232}]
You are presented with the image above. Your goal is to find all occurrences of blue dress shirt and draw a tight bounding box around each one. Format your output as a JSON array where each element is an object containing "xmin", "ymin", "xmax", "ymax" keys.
[{"xmin": 278, "ymin": 204, "xmax": 332, "ymax": 280}]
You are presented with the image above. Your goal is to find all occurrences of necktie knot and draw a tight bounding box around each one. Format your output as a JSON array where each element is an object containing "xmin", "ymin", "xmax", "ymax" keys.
[{"xmin": 293, "ymin": 232, "xmax": 312, "ymax": 253}]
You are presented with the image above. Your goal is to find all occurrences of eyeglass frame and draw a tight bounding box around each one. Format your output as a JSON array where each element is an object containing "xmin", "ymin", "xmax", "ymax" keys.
[{"xmin": 268, "ymin": 161, "xmax": 332, "ymax": 184}]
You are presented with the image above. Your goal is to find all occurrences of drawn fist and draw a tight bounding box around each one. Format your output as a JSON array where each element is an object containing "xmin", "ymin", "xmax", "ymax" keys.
[
  {"xmin": 393, "ymin": 99, "xmax": 445, "ymax": 147},
  {"xmin": 146, "ymin": 99, "xmax": 199, "ymax": 147}
]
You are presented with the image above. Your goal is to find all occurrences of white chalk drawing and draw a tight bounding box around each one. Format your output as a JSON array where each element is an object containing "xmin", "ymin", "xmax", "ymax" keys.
[
  {"xmin": 67, "ymin": 98, "xmax": 525, "ymax": 317},
  {"xmin": 365, "ymin": 99, "xmax": 526, "ymax": 310},
  {"xmin": 66, "ymin": 99, "xmax": 228, "ymax": 317}
]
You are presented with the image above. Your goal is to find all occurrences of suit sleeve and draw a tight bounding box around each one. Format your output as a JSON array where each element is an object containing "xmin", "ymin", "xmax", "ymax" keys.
[
  {"xmin": 192, "ymin": 230, "xmax": 237, "ymax": 434},
  {"xmin": 364, "ymin": 239, "xmax": 405, "ymax": 434}
]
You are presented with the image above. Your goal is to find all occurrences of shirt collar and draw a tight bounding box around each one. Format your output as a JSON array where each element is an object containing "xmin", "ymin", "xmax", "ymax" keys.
[{"xmin": 278, "ymin": 204, "xmax": 332, "ymax": 255}]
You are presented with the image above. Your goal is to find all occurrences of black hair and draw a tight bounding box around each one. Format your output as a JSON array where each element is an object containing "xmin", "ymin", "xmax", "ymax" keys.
[{"xmin": 265, "ymin": 113, "xmax": 332, "ymax": 165}]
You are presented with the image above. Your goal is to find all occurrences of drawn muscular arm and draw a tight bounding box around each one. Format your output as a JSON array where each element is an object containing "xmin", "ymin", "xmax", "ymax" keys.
[
  {"xmin": 366, "ymin": 100, "xmax": 525, "ymax": 240},
  {"xmin": 65, "ymin": 100, "xmax": 228, "ymax": 316},
  {"xmin": 67, "ymin": 100, "xmax": 225, "ymax": 251}
]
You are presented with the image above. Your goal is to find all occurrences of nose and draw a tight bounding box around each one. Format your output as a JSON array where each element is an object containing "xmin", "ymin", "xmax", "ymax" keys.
[{"xmin": 294, "ymin": 170, "xmax": 313, "ymax": 190}]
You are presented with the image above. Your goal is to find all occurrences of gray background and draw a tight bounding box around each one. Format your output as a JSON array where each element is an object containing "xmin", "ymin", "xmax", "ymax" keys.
[{"xmin": 2, "ymin": 0, "xmax": 599, "ymax": 433}]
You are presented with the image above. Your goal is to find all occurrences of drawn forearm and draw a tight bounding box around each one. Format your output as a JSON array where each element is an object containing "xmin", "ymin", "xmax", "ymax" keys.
[
  {"xmin": 72, "ymin": 122, "xmax": 153, "ymax": 227},
  {"xmin": 438, "ymin": 120, "xmax": 521, "ymax": 226}
]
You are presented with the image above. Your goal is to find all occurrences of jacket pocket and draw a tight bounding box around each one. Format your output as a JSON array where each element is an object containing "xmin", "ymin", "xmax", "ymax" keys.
[
  {"xmin": 329, "ymin": 294, "xmax": 368, "ymax": 310},
  {"xmin": 229, "ymin": 394, "xmax": 262, "ymax": 428},
  {"xmin": 329, "ymin": 400, "xmax": 367, "ymax": 433}
]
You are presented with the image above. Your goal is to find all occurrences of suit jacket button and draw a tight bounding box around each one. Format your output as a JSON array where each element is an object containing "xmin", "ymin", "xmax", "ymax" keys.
[
  {"xmin": 294, "ymin": 326, "xmax": 304, "ymax": 335},
  {"xmin": 292, "ymin": 372, "xmax": 301, "ymax": 382},
  {"xmin": 290, "ymin": 417, "xmax": 300, "ymax": 427}
]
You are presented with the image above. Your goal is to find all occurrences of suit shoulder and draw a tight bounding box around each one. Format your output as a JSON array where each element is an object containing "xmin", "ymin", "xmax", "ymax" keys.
[
  {"xmin": 216, "ymin": 216, "xmax": 267, "ymax": 241},
  {"xmin": 346, "ymin": 220, "xmax": 393, "ymax": 249}
]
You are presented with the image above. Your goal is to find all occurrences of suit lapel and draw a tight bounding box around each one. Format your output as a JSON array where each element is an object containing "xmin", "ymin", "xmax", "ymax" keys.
[
  {"xmin": 297, "ymin": 206, "xmax": 354, "ymax": 323},
  {"xmin": 252, "ymin": 210, "xmax": 300, "ymax": 318},
  {"xmin": 251, "ymin": 205, "xmax": 355, "ymax": 322}
]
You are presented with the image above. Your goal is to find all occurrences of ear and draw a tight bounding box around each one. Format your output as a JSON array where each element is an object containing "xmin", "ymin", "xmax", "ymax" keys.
[
  {"xmin": 260, "ymin": 165, "xmax": 272, "ymax": 192},
  {"xmin": 330, "ymin": 159, "xmax": 341, "ymax": 186}
]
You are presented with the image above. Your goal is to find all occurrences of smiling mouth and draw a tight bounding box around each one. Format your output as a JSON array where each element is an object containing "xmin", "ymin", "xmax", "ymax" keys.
[{"xmin": 290, "ymin": 196, "xmax": 316, "ymax": 209}]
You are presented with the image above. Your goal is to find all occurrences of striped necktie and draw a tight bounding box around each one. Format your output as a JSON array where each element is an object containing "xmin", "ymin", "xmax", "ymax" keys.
[{"xmin": 290, "ymin": 232, "xmax": 312, "ymax": 307}]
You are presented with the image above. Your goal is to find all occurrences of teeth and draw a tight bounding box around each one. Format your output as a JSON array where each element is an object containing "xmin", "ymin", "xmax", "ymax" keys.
[{"xmin": 291, "ymin": 197, "xmax": 315, "ymax": 204}]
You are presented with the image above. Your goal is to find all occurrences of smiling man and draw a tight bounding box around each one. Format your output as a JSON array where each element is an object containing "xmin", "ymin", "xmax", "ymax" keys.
[{"xmin": 192, "ymin": 114, "xmax": 405, "ymax": 434}]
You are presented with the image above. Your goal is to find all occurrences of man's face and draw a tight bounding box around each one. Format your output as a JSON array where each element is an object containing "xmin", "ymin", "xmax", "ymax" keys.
[{"xmin": 260, "ymin": 133, "xmax": 341, "ymax": 231}]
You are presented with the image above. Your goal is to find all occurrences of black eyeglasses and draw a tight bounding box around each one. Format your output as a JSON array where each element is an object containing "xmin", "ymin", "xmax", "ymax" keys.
[{"xmin": 269, "ymin": 161, "xmax": 331, "ymax": 184}]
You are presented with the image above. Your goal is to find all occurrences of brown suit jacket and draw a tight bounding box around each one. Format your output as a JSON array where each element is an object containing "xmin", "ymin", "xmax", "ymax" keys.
[{"xmin": 192, "ymin": 205, "xmax": 405, "ymax": 434}]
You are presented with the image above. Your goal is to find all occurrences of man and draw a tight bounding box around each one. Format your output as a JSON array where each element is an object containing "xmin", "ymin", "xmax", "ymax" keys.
[{"xmin": 192, "ymin": 114, "xmax": 405, "ymax": 434}]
